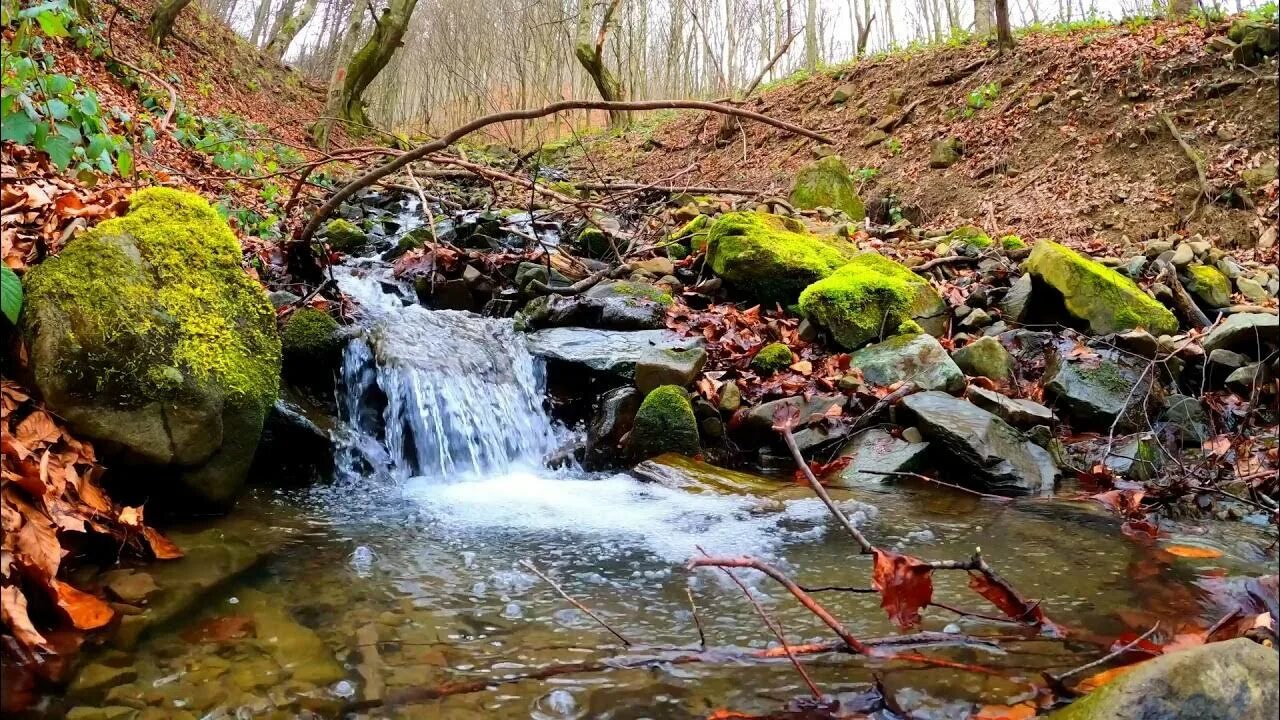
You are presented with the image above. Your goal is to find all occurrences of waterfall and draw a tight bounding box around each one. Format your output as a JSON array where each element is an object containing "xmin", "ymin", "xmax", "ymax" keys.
[{"xmin": 333, "ymin": 258, "xmax": 564, "ymax": 482}]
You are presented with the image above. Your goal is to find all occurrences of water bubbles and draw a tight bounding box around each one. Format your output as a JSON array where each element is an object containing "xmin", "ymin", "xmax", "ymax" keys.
[
  {"xmin": 531, "ymin": 688, "xmax": 585, "ymax": 720},
  {"xmin": 331, "ymin": 680, "xmax": 356, "ymax": 699},
  {"xmin": 905, "ymin": 529, "xmax": 936, "ymax": 544},
  {"xmin": 350, "ymin": 545, "xmax": 376, "ymax": 577},
  {"xmin": 502, "ymin": 602, "xmax": 524, "ymax": 619},
  {"xmin": 461, "ymin": 551, "xmax": 477, "ymax": 568},
  {"xmin": 552, "ymin": 608, "xmax": 594, "ymax": 629},
  {"xmin": 471, "ymin": 582, "xmax": 488, "ymax": 596},
  {"xmin": 491, "ymin": 569, "xmax": 537, "ymax": 594}
]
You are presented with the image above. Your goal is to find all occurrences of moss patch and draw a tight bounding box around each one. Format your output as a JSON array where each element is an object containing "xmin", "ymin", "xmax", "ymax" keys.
[
  {"xmin": 282, "ymin": 308, "xmax": 342, "ymax": 357},
  {"xmin": 669, "ymin": 214, "xmax": 711, "ymax": 252},
  {"xmin": 947, "ymin": 225, "xmax": 992, "ymax": 249},
  {"xmin": 1184, "ymin": 264, "xmax": 1231, "ymax": 308},
  {"xmin": 609, "ymin": 280, "xmax": 674, "ymax": 307},
  {"xmin": 789, "ymin": 156, "xmax": 866, "ymax": 220},
  {"xmin": 321, "ymin": 218, "xmax": 369, "ymax": 253},
  {"xmin": 575, "ymin": 227, "xmax": 612, "ymax": 259},
  {"xmin": 999, "ymin": 234, "xmax": 1025, "ymax": 250},
  {"xmin": 630, "ymin": 385, "xmax": 699, "ymax": 458},
  {"xmin": 24, "ymin": 188, "xmax": 281, "ymax": 409},
  {"xmin": 751, "ymin": 342, "xmax": 793, "ymax": 374},
  {"xmin": 705, "ymin": 211, "xmax": 856, "ymax": 304},
  {"xmin": 798, "ymin": 252, "xmax": 945, "ymax": 350},
  {"xmin": 1025, "ymin": 241, "xmax": 1178, "ymax": 336}
]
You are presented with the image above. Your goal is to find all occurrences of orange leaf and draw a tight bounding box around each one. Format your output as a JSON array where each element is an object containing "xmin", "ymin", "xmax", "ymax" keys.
[
  {"xmin": 15, "ymin": 410, "xmax": 59, "ymax": 447},
  {"xmin": 871, "ymin": 549, "xmax": 933, "ymax": 629},
  {"xmin": 143, "ymin": 527, "xmax": 184, "ymax": 560},
  {"xmin": 0, "ymin": 585, "xmax": 47, "ymax": 649},
  {"xmin": 50, "ymin": 580, "xmax": 114, "ymax": 630},
  {"xmin": 181, "ymin": 615, "xmax": 256, "ymax": 643},
  {"xmin": 1162, "ymin": 544, "xmax": 1224, "ymax": 559},
  {"xmin": 974, "ymin": 702, "xmax": 1036, "ymax": 720},
  {"xmin": 118, "ymin": 506, "xmax": 143, "ymax": 527},
  {"xmin": 1075, "ymin": 662, "xmax": 1140, "ymax": 693}
]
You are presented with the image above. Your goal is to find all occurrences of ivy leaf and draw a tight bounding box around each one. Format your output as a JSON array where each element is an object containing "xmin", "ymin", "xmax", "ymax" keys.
[
  {"xmin": 40, "ymin": 135, "xmax": 73, "ymax": 169},
  {"xmin": 1, "ymin": 266, "xmax": 23, "ymax": 325},
  {"xmin": 0, "ymin": 112, "xmax": 36, "ymax": 144}
]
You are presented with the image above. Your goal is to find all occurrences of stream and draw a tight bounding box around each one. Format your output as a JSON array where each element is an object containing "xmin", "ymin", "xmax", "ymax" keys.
[{"xmin": 69, "ymin": 197, "xmax": 1277, "ymax": 720}]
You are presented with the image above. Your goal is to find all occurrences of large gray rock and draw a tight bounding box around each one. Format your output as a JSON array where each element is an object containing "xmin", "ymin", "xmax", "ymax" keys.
[
  {"xmin": 902, "ymin": 391, "xmax": 1058, "ymax": 495},
  {"xmin": 586, "ymin": 386, "xmax": 640, "ymax": 468},
  {"xmin": 631, "ymin": 453, "xmax": 779, "ymax": 494},
  {"xmin": 525, "ymin": 328, "xmax": 702, "ymax": 379},
  {"xmin": 967, "ymin": 386, "xmax": 1055, "ymax": 427},
  {"xmin": 744, "ymin": 393, "xmax": 847, "ymax": 433},
  {"xmin": 1049, "ymin": 638, "xmax": 1278, "ymax": 720},
  {"xmin": 634, "ymin": 345, "xmax": 707, "ymax": 394},
  {"xmin": 849, "ymin": 334, "xmax": 965, "ymax": 393},
  {"xmin": 520, "ymin": 280, "xmax": 671, "ymax": 331},
  {"xmin": 22, "ymin": 189, "xmax": 281, "ymax": 506},
  {"xmin": 1160, "ymin": 394, "xmax": 1210, "ymax": 444},
  {"xmin": 950, "ymin": 336, "xmax": 1014, "ymax": 382},
  {"xmin": 1042, "ymin": 345, "xmax": 1155, "ymax": 432},
  {"xmin": 1201, "ymin": 312, "xmax": 1279, "ymax": 355},
  {"xmin": 832, "ymin": 429, "xmax": 930, "ymax": 487}
]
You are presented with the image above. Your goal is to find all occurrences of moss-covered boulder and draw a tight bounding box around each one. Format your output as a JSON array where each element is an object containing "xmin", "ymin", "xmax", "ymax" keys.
[
  {"xmin": 1184, "ymin": 264, "xmax": 1231, "ymax": 308},
  {"xmin": 946, "ymin": 225, "xmax": 992, "ymax": 253},
  {"xmin": 929, "ymin": 137, "xmax": 964, "ymax": 168},
  {"xmin": 669, "ymin": 214, "xmax": 712, "ymax": 253},
  {"xmin": 797, "ymin": 252, "xmax": 947, "ymax": 350},
  {"xmin": 281, "ymin": 308, "xmax": 344, "ymax": 386},
  {"xmin": 751, "ymin": 342, "xmax": 793, "ymax": 374},
  {"xmin": 321, "ymin": 218, "xmax": 370, "ymax": 253},
  {"xmin": 1025, "ymin": 241, "xmax": 1178, "ymax": 336},
  {"xmin": 628, "ymin": 385, "xmax": 699, "ymax": 458},
  {"xmin": 23, "ymin": 188, "xmax": 281, "ymax": 505},
  {"xmin": 789, "ymin": 156, "xmax": 866, "ymax": 220},
  {"xmin": 705, "ymin": 212, "xmax": 856, "ymax": 304}
]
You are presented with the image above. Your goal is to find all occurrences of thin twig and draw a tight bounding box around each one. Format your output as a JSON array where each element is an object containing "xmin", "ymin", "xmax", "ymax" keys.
[
  {"xmin": 521, "ymin": 560, "xmax": 631, "ymax": 646},
  {"xmin": 1047, "ymin": 622, "xmax": 1160, "ymax": 684},
  {"xmin": 685, "ymin": 587, "xmax": 706, "ymax": 650}
]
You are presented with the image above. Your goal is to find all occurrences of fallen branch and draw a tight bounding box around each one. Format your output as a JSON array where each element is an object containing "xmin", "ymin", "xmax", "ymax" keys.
[
  {"xmin": 526, "ymin": 263, "xmax": 633, "ymax": 295},
  {"xmin": 298, "ymin": 99, "xmax": 835, "ymax": 245},
  {"xmin": 928, "ymin": 56, "xmax": 989, "ymax": 86},
  {"xmin": 1043, "ymin": 622, "xmax": 1159, "ymax": 696},
  {"xmin": 859, "ymin": 470, "xmax": 1015, "ymax": 501},
  {"xmin": 522, "ymin": 559, "xmax": 631, "ymax": 646},
  {"xmin": 574, "ymin": 182, "xmax": 764, "ymax": 197},
  {"xmin": 424, "ymin": 154, "xmax": 585, "ymax": 207},
  {"xmin": 1158, "ymin": 111, "xmax": 1211, "ymax": 206},
  {"xmin": 1153, "ymin": 258, "xmax": 1211, "ymax": 329}
]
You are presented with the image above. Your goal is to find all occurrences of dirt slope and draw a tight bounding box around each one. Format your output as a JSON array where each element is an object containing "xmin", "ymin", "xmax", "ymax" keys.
[{"xmin": 583, "ymin": 18, "xmax": 1278, "ymax": 259}]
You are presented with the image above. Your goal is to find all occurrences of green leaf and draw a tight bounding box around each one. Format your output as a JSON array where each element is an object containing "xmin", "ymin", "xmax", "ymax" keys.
[
  {"xmin": 0, "ymin": 111, "xmax": 35, "ymax": 144},
  {"xmin": 46, "ymin": 97, "xmax": 69, "ymax": 120},
  {"xmin": 117, "ymin": 146, "xmax": 134, "ymax": 177},
  {"xmin": 1, "ymin": 265, "xmax": 22, "ymax": 325},
  {"xmin": 86, "ymin": 132, "xmax": 110, "ymax": 159},
  {"xmin": 45, "ymin": 73, "xmax": 73, "ymax": 95},
  {"xmin": 35, "ymin": 9, "xmax": 68, "ymax": 37},
  {"xmin": 55, "ymin": 122, "xmax": 81, "ymax": 144},
  {"xmin": 78, "ymin": 92, "xmax": 98, "ymax": 116},
  {"xmin": 40, "ymin": 134, "xmax": 72, "ymax": 169}
]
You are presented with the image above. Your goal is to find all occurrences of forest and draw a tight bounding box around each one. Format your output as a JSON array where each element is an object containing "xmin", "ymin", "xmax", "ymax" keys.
[{"xmin": 0, "ymin": 0, "xmax": 1278, "ymax": 717}]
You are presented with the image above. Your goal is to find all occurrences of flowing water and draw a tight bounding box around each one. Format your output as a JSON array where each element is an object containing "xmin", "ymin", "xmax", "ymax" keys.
[{"xmin": 70, "ymin": 201, "xmax": 1277, "ymax": 720}]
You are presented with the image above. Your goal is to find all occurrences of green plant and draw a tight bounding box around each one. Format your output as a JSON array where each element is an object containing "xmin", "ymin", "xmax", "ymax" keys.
[
  {"xmin": 1, "ymin": 265, "xmax": 21, "ymax": 324},
  {"xmin": 886, "ymin": 137, "xmax": 903, "ymax": 156},
  {"xmin": 1, "ymin": 1, "xmax": 134, "ymax": 175},
  {"xmin": 854, "ymin": 166, "xmax": 880, "ymax": 182},
  {"xmin": 171, "ymin": 111, "xmax": 302, "ymax": 175},
  {"xmin": 963, "ymin": 82, "xmax": 1001, "ymax": 116}
]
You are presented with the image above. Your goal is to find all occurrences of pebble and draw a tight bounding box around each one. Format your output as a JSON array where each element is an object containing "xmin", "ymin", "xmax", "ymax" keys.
[
  {"xmin": 902, "ymin": 427, "xmax": 924, "ymax": 443},
  {"xmin": 1170, "ymin": 243, "xmax": 1195, "ymax": 266},
  {"xmin": 943, "ymin": 623, "xmax": 962, "ymax": 634},
  {"xmin": 1236, "ymin": 277, "xmax": 1269, "ymax": 302},
  {"xmin": 501, "ymin": 602, "xmax": 523, "ymax": 619}
]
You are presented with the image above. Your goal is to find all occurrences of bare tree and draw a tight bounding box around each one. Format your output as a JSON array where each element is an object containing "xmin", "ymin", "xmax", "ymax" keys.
[
  {"xmin": 265, "ymin": 0, "xmax": 320, "ymax": 60},
  {"xmin": 148, "ymin": 0, "xmax": 195, "ymax": 45},
  {"xmin": 575, "ymin": 0, "xmax": 630, "ymax": 128},
  {"xmin": 804, "ymin": 0, "xmax": 819, "ymax": 69},
  {"xmin": 329, "ymin": 0, "xmax": 420, "ymax": 130}
]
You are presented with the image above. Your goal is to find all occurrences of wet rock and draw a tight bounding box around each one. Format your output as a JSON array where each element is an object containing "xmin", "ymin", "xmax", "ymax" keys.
[
  {"xmin": 958, "ymin": 307, "xmax": 992, "ymax": 328},
  {"xmin": 744, "ymin": 393, "xmax": 847, "ymax": 434},
  {"xmin": 66, "ymin": 708, "xmax": 138, "ymax": 720},
  {"xmin": 255, "ymin": 399, "xmax": 334, "ymax": 485},
  {"xmin": 1209, "ymin": 348, "xmax": 1250, "ymax": 369},
  {"xmin": 902, "ymin": 391, "xmax": 1058, "ymax": 495},
  {"xmin": 586, "ymin": 387, "xmax": 639, "ymax": 468},
  {"xmin": 521, "ymin": 280, "xmax": 671, "ymax": 331},
  {"xmin": 832, "ymin": 429, "xmax": 931, "ymax": 487},
  {"xmin": 281, "ymin": 309, "xmax": 344, "ymax": 382},
  {"xmin": 999, "ymin": 273, "xmax": 1033, "ymax": 322},
  {"xmin": 236, "ymin": 589, "xmax": 345, "ymax": 685},
  {"xmin": 514, "ymin": 261, "xmax": 570, "ymax": 295},
  {"xmin": 268, "ymin": 289, "xmax": 301, "ymax": 309},
  {"xmin": 634, "ymin": 346, "xmax": 707, "ymax": 394},
  {"xmin": 69, "ymin": 664, "xmax": 138, "ymax": 703},
  {"xmin": 950, "ymin": 336, "xmax": 1013, "ymax": 382},
  {"xmin": 1025, "ymin": 241, "xmax": 1178, "ymax": 336},
  {"xmin": 1226, "ymin": 362, "xmax": 1274, "ymax": 394},
  {"xmin": 525, "ymin": 328, "xmax": 702, "ymax": 379},
  {"xmin": 1160, "ymin": 394, "xmax": 1210, "ymax": 444},
  {"xmin": 799, "ymin": 253, "xmax": 948, "ymax": 349},
  {"xmin": 1048, "ymin": 638, "xmax": 1278, "ymax": 720},
  {"xmin": 1103, "ymin": 433, "xmax": 1163, "ymax": 482},
  {"xmin": 929, "ymin": 137, "xmax": 964, "ymax": 168},
  {"xmin": 101, "ymin": 570, "xmax": 158, "ymax": 605},
  {"xmin": 789, "ymin": 155, "xmax": 866, "ymax": 220},
  {"xmin": 1201, "ymin": 312, "xmax": 1279, "ymax": 355},
  {"xmin": 1042, "ymin": 345, "xmax": 1156, "ymax": 432},
  {"xmin": 632, "ymin": 453, "xmax": 778, "ymax": 494},
  {"xmin": 967, "ymin": 386, "xmax": 1055, "ymax": 427},
  {"xmin": 849, "ymin": 334, "xmax": 965, "ymax": 393},
  {"xmin": 629, "ymin": 386, "xmax": 700, "ymax": 458},
  {"xmin": 718, "ymin": 381, "xmax": 742, "ymax": 412},
  {"xmin": 321, "ymin": 218, "xmax": 370, "ymax": 253}
]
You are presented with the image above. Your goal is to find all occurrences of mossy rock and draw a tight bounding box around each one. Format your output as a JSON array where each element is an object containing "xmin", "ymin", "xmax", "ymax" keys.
[
  {"xmin": 669, "ymin": 214, "xmax": 712, "ymax": 253},
  {"xmin": 947, "ymin": 225, "xmax": 992, "ymax": 251},
  {"xmin": 1025, "ymin": 241, "xmax": 1178, "ymax": 336},
  {"xmin": 575, "ymin": 227, "xmax": 614, "ymax": 259},
  {"xmin": 629, "ymin": 385, "xmax": 699, "ymax": 458},
  {"xmin": 789, "ymin": 156, "xmax": 866, "ymax": 220},
  {"xmin": 751, "ymin": 342, "xmax": 793, "ymax": 374},
  {"xmin": 999, "ymin": 234, "xmax": 1026, "ymax": 250},
  {"xmin": 321, "ymin": 218, "xmax": 370, "ymax": 253},
  {"xmin": 1184, "ymin": 264, "xmax": 1231, "ymax": 308},
  {"xmin": 929, "ymin": 137, "xmax": 964, "ymax": 168},
  {"xmin": 282, "ymin": 308, "xmax": 343, "ymax": 362},
  {"xmin": 23, "ymin": 188, "xmax": 281, "ymax": 505},
  {"xmin": 797, "ymin": 252, "xmax": 947, "ymax": 350},
  {"xmin": 704, "ymin": 211, "xmax": 857, "ymax": 305}
]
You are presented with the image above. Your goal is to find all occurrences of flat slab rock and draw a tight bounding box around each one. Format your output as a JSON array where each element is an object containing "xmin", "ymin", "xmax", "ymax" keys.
[
  {"xmin": 833, "ymin": 429, "xmax": 930, "ymax": 487},
  {"xmin": 524, "ymin": 328, "xmax": 703, "ymax": 378},
  {"xmin": 902, "ymin": 391, "xmax": 1058, "ymax": 496}
]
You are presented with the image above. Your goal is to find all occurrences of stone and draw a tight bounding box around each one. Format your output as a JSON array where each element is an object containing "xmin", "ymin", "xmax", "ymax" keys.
[
  {"xmin": 789, "ymin": 156, "xmax": 866, "ymax": 220},
  {"xmin": 1143, "ymin": 239, "xmax": 1174, "ymax": 257},
  {"xmin": 849, "ymin": 334, "xmax": 965, "ymax": 393},
  {"xmin": 859, "ymin": 128, "xmax": 888, "ymax": 147},
  {"xmin": 718, "ymin": 381, "xmax": 742, "ymax": 412},
  {"xmin": 902, "ymin": 426, "xmax": 923, "ymax": 443},
  {"xmin": 1242, "ymin": 162, "xmax": 1278, "ymax": 190},
  {"xmin": 632, "ymin": 257, "xmax": 675, "ymax": 277},
  {"xmin": 521, "ymin": 280, "xmax": 673, "ymax": 331},
  {"xmin": 631, "ymin": 453, "xmax": 778, "ymax": 494},
  {"xmin": 525, "ymin": 328, "xmax": 701, "ymax": 380},
  {"xmin": 514, "ymin": 261, "xmax": 568, "ymax": 294},
  {"xmin": 1104, "ymin": 433, "xmax": 1163, "ymax": 482},
  {"xmin": 799, "ymin": 253, "xmax": 948, "ymax": 349},
  {"xmin": 1236, "ymin": 276, "xmax": 1270, "ymax": 302},
  {"xmin": 1048, "ymin": 638, "xmax": 1278, "ymax": 720},
  {"xmin": 1042, "ymin": 345, "xmax": 1155, "ymax": 432},
  {"xmin": 1113, "ymin": 328, "xmax": 1160, "ymax": 359},
  {"xmin": 629, "ymin": 386, "xmax": 700, "ymax": 458},
  {"xmin": 832, "ymin": 429, "xmax": 931, "ymax": 487},
  {"xmin": 929, "ymin": 137, "xmax": 964, "ymax": 168},
  {"xmin": 1025, "ymin": 240, "xmax": 1178, "ymax": 336},
  {"xmin": 1160, "ymin": 394, "xmax": 1210, "ymax": 444},
  {"xmin": 999, "ymin": 273, "xmax": 1033, "ymax": 322},
  {"xmin": 750, "ymin": 342, "xmax": 794, "ymax": 374},
  {"xmin": 1027, "ymin": 92, "xmax": 1055, "ymax": 108},
  {"xmin": 967, "ymin": 386, "xmax": 1055, "ymax": 427},
  {"xmin": 1201, "ymin": 312, "xmax": 1279, "ymax": 355},
  {"xmin": 744, "ymin": 393, "xmax": 847, "ymax": 434},
  {"xmin": 705, "ymin": 211, "xmax": 857, "ymax": 305},
  {"xmin": 22, "ymin": 189, "xmax": 281, "ymax": 506},
  {"xmin": 1226, "ymin": 362, "xmax": 1274, "ymax": 394},
  {"xmin": 902, "ymin": 391, "xmax": 1057, "ymax": 495},
  {"xmin": 321, "ymin": 218, "xmax": 370, "ymax": 253},
  {"xmin": 1209, "ymin": 348, "xmax": 1250, "ymax": 369},
  {"xmin": 102, "ymin": 570, "xmax": 158, "ymax": 604},
  {"xmin": 1169, "ymin": 243, "xmax": 1195, "ymax": 266},
  {"xmin": 66, "ymin": 708, "xmax": 137, "ymax": 720},
  {"xmin": 829, "ymin": 84, "xmax": 855, "ymax": 104},
  {"xmin": 69, "ymin": 664, "xmax": 139, "ymax": 702},
  {"xmin": 267, "ymin": 289, "xmax": 301, "ymax": 309},
  {"xmin": 1184, "ymin": 264, "xmax": 1231, "ymax": 307},
  {"xmin": 634, "ymin": 346, "xmax": 708, "ymax": 394},
  {"xmin": 585, "ymin": 387, "xmax": 639, "ymax": 468},
  {"xmin": 959, "ymin": 307, "xmax": 992, "ymax": 328},
  {"xmin": 951, "ymin": 336, "xmax": 1013, "ymax": 382}
]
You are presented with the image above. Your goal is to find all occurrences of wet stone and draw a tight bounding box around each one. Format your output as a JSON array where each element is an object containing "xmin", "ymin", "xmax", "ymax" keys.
[
  {"xmin": 849, "ymin": 334, "xmax": 965, "ymax": 393},
  {"xmin": 69, "ymin": 664, "xmax": 139, "ymax": 703},
  {"xmin": 833, "ymin": 429, "xmax": 931, "ymax": 487},
  {"xmin": 967, "ymin": 386, "xmax": 1055, "ymax": 427}
]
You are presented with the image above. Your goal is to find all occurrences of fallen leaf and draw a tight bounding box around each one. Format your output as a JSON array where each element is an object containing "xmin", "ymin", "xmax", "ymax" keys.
[
  {"xmin": 1162, "ymin": 544, "xmax": 1224, "ymax": 559},
  {"xmin": 181, "ymin": 615, "xmax": 256, "ymax": 643},
  {"xmin": 50, "ymin": 580, "xmax": 114, "ymax": 630},
  {"xmin": 871, "ymin": 549, "xmax": 933, "ymax": 629},
  {"xmin": 0, "ymin": 586, "xmax": 46, "ymax": 649},
  {"xmin": 974, "ymin": 702, "xmax": 1036, "ymax": 720},
  {"xmin": 142, "ymin": 527, "xmax": 184, "ymax": 560}
]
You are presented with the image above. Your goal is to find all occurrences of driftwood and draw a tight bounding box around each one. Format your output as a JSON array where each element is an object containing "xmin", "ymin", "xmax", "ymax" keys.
[
  {"xmin": 1154, "ymin": 258, "xmax": 1211, "ymax": 329},
  {"xmin": 928, "ymin": 56, "xmax": 989, "ymax": 86}
]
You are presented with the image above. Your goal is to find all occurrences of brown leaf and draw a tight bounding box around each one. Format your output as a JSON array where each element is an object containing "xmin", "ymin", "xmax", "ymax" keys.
[
  {"xmin": 967, "ymin": 570, "xmax": 1061, "ymax": 635},
  {"xmin": 15, "ymin": 410, "xmax": 59, "ymax": 447},
  {"xmin": 50, "ymin": 580, "xmax": 114, "ymax": 631},
  {"xmin": 181, "ymin": 615, "xmax": 256, "ymax": 643},
  {"xmin": 871, "ymin": 549, "xmax": 933, "ymax": 629},
  {"xmin": 0, "ymin": 586, "xmax": 47, "ymax": 649},
  {"xmin": 142, "ymin": 527, "xmax": 184, "ymax": 560}
]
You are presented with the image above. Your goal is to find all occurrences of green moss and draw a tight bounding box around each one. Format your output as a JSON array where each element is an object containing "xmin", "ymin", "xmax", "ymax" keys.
[
  {"xmin": 630, "ymin": 385, "xmax": 699, "ymax": 458},
  {"xmin": 999, "ymin": 234, "xmax": 1026, "ymax": 250},
  {"xmin": 705, "ymin": 211, "xmax": 856, "ymax": 304},
  {"xmin": 24, "ymin": 188, "xmax": 280, "ymax": 409},
  {"xmin": 575, "ymin": 227, "xmax": 612, "ymax": 258},
  {"xmin": 321, "ymin": 218, "xmax": 369, "ymax": 253},
  {"xmin": 609, "ymin": 280, "xmax": 673, "ymax": 307},
  {"xmin": 798, "ymin": 252, "xmax": 945, "ymax": 350},
  {"xmin": 751, "ymin": 342, "xmax": 793, "ymax": 374},
  {"xmin": 281, "ymin": 308, "xmax": 341, "ymax": 357},
  {"xmin": 669, "ymin": 214, "xmax": 712, "ymax": 252},
  {"xmin": 1025, "ymin": 241, "xmax": 1178, "ymax": 335},
  {"xmin": 547, "ymin": 180, "xmax": 580, "ymax": 198},
  {"xmin": 789, "ymin": 156, "xmax": 866, "ymax": 220},
  {"xmin": 1184, "ymin": 263, "xmax": 1231, "ymax": 308},
  {"xmin": 947, "ymin": 225, "xmax": 992, "ymax": 249}
]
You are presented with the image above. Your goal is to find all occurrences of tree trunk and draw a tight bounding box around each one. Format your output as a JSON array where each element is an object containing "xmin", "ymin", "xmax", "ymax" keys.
[
  {"xmin": 974, "ymin": 0, "xmax": 994, "ymax": 35},
  {"xmin": 1168, "ymin": 0, "xmax": 1194, "ymax": 17},
  {"xmin": 249, "ymin": 0, "xmax": 272, "ymax": 46},
  {"xmin": 573, "ymin": 0, "xmax": 628, "ymax": 129},
  {"xmin": 148, "ymin": 0, "xmax": 195, "ymax": 45},
  {"xmin": 265, "ymin": 0, "xmax": 319, "ymax": 60},
  {"xmin": 995, "ymin": 0, "xmax": 1014, "ymax": 49},
  {"xmin": 804, "ymin": 0, "xmax": 819, "ymax": 69},
  {"xmin": 317, "ymin": 0, "xmax": 418, "ymax": 141}
]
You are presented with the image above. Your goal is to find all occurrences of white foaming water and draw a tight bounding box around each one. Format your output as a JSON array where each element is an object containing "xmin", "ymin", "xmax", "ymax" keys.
[{"xmin": 404, "ymin": 471, "xmax": 837, "ymax": 562}]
